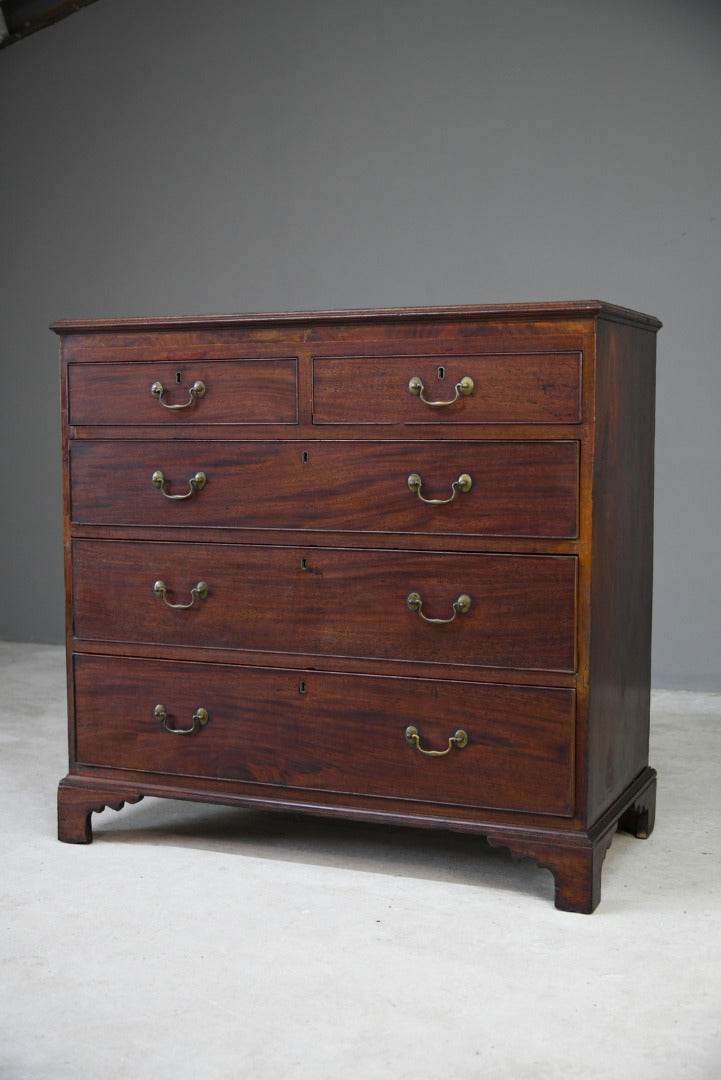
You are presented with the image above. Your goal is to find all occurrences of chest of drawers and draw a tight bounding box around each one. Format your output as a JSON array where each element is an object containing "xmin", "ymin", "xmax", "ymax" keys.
[{"xmin": 55, "ymin": 301, "xmax": 660, "ymax": 912}]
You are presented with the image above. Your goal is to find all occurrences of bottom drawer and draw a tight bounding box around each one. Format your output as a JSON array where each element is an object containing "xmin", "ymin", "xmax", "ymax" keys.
[{"xmin": 73, "ymin": 655, "xmax": 575, "ymax": 818}]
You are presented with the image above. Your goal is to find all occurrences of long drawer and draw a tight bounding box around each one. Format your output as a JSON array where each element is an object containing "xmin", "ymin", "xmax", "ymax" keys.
[
  {"xmin": 312, "ymin": 353, "xmax": 582, "ymax": 424},
  {"xmin": 69, "ymin": 440, "xmax": 579, "ymax": 538},
  {"xmin": 68, "ymin": 359, "xmax": 298, "ymax": 425},
  {"xmin": 73, "ymin": 654, "xmax": 576, "ymax": 817},
  {"xmin": 72, "ymin": 540, "xmax": 577, "ymax": 672}
]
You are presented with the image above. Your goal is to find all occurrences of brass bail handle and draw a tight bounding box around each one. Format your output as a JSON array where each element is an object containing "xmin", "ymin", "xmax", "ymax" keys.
[
  {"xmin": 154, "ymin": 704, "xmax": 210, "ymax": 735},
  {"xmin": 406, "ymin": 591, "xmax": 471, "ymax": 624},
  {"xmin": 153, "ymin": 580, "xmax": 209, "ymax": 609},
  {"xmin": 405, "ymin": 725, "xmax": 469, "ymax": 756},
  {"xmin": 152, "ymin": 470, "xmax": 206, "ymax": 500},
  {"xmin": 151, "ymin": 379, "xmax": 206, "ymax": 409},
  {"xmin": 407, "ymin": 472, "xmax": 472, "ymax": 505},
  {"xmin": 408, "ymin": 375, "xmax": 474, "ymax": 408}
]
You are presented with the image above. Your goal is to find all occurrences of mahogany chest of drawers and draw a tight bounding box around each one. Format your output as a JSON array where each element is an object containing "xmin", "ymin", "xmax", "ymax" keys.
[{"xmin": 55, "ymin": 301, "xmax": 660, "ymax": 912}]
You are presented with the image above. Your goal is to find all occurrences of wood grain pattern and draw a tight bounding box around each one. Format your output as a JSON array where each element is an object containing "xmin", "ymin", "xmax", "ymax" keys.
[
  {"xmin": 68, "ymin": 358, "xmax": 298, "ymax": 425},
  {"xmin": 70, "ymin": 439, "xmax": 578, "ymax": 537},
  {"xmin": 73, "ymin": 654, "xmax": 575, "ymax": 817},
  {"xmin": 586, "ymin": 318, "xmax": 656, "ymax": 820},
  {"xmin": 313, "ymin": 352, "xmax": 582, "ymax": 424},
  {"xmin": 56, "ymin": 301, "xmax": 659, "ymax": 911},
  {"xmin": 72, "ymin": 539, "xmax": 577, "ymax": 672}
]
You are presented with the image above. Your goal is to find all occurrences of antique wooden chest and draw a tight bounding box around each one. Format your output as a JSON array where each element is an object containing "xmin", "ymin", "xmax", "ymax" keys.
[{"xmin": 55, "ymin": 301, "xmax": 660, "ymax": 911}]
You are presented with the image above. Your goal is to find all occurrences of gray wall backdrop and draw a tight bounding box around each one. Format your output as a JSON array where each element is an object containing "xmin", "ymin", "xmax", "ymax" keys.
[{"xmin": 1, "ymin": 0, "xmax": 719, "ymax": 689}]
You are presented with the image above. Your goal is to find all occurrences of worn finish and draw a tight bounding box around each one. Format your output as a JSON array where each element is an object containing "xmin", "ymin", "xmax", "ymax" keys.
[{"xmin": 55, "ymin": 301, "xmax": 660, "ymax": 912}]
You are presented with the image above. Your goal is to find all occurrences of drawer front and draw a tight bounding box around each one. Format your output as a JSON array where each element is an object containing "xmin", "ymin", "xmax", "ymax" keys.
[
  {"xmin": 73, "ymin": 654, "xmax": 575, "ymax": 817},
  {"xmin": 70, "ymin": 439, "xmax": 579, "ymax": 539},
  {"xmin": 67, "ymin": 359, "xmax": 298, "ymax": 425},
  {"xmin": 312, "ymin": 353, "xmax": 582, "ymax": 424},
  {"xmin": 73, "ymin": 541, "xmax": 577, "ymax": 672}
]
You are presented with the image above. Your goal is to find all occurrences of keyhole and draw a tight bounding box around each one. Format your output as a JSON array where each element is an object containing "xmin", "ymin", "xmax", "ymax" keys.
[
  {"xmin": 300, "ymin": 557, "xmax": 308, "ymax": 571},
  {"xmin": 299, "ymin": 680, "xmax": 307, "ymax": 694},
  {"xmin": 437, "ymin": 365, "xmax": 446, "ymax": 381},
  {"xmin": 302, "ymin": 450, "xmax": 309, "ymax": 463},
  {"xmin": 176, "ymin": 371, "xmax": 182, "ymax": 384}
]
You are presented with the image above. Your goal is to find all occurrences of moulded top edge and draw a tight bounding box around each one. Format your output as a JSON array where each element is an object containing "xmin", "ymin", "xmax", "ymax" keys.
[{"xmin": 49, "ymin": 300, "xmax": 662, "ymax": 335}]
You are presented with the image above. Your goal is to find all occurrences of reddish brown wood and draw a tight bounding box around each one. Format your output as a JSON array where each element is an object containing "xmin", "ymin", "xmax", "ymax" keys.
[
  {"xmin": 618, "ymin": 782, "xmax": 657, "ymax": 839},
  {"xmin": 486, "ymin": 829, "xmax": 615, "ymax": 914},
  {"xmin": 69, "ymin": 439, "xmax": 579, "ymax": 538},
  {"xmin": 71, "ymin": 540, "xmax": 577, "ymax": 671},
  {"xmin": 586, "ymin": 318, "xmax": 657, "ymax": 821},
  {"xmin": 72, "ymin": 654, "xmax": 575, "ymax": 817},
  {"xmin": 68, "ymin": 358, "xmax": 298, "ymax": 425},
  {"xmin": 50, "ymin": 299, "xmax": 663, "ymax": 335},
  {"xmin": 57, "ymin": 778, "xmax": 143, "ymax": 843},
  {"xmin": 55, "ymin": 301, "xmax": 659, "ymax": 911},
  {"xmin": 312, "ymin": 352, "xmax": 582, "ymax": 424}
]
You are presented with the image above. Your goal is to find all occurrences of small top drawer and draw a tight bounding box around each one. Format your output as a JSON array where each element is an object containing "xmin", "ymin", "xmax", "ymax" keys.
[
  {"xmin": 312, "ymin": 353, "xmax": 581, "ymax": 424},
  {"xmin": 67, "ymin": 359, "xmax": 298, "ymax": 426}
]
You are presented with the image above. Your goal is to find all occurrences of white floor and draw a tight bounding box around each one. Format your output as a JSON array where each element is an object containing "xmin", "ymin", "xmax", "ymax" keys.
[{"xmin": 1, "ymin": 641, "xmax": 720, "ymax": 1080}]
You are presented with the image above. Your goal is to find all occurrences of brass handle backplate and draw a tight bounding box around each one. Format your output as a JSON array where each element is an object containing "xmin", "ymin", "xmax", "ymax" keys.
[
  {"xmin": 408, "ymin": 375, "xmax": 474, "ymax": 407},
  {"xmin": 154, "ymin": 704, "xmax": 210, "ymax": 735},
  {"xmin": 405, "ymin": 725, "xmax": 469, "ymax": 756},
  {"xmin": 408, "ymin": 472, "xmax": 472, "ymax": 505},
  {"xmin": 406, "ymin": 591, "xmax": 471, "ymax": 624},
  {"xmin": 152, "ymin": 470, "xmax": 206, "ymax": 500},
  {"xmin": 153, "ymin": 580, "xmax": 209, "ymax": 609},
  {"xmin": 151, "ymin": 379, "xmax": 206, "ymax": 409}
]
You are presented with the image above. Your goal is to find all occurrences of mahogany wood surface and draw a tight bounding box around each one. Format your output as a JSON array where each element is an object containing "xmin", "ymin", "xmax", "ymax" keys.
[
  {"xmin": 72, "ymin": 654, "xmax": 575, "ymax": 817},
  {"xmin": 69, "ymin": 439, "xmax": 579, "ymax": 538},
  {"xmin": 586, "ymin": 319, "xmax": 657, "ymax": 821},
  {"xmin": 72, "ymin": 540, "xmax": 577, "ymax": 671},
  {"xmin": 68, "ymin": 358, "xmax": 298, "ymax": 425},
  {"xmin": 56, "ymin": 301, "xmax": 659, "ymax": 911},
  {"xmin": 312, "ymin": 352, "xmax": 582, "ymax": 424}
]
